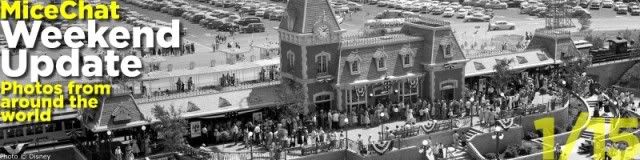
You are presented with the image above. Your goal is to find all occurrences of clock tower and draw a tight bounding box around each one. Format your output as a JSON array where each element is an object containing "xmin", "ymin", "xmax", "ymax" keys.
[{"xmin": 278, "ymin": 0, "xmax": 344, "ymax": 113}]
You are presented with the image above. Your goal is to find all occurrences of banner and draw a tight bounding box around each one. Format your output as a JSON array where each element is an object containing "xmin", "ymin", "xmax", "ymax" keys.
[
  {"xmin": 372, "ymin": 141, "xmax": 393, "ymax": 155},
  {"xmin": 190, "ymin": 121, "xmax": 202, "ymax": 138}
]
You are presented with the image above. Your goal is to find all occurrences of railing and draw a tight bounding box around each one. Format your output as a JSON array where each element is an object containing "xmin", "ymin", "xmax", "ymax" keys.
[
  {"xmin": 534, "ymin": 28, "xmax": 572, "ymax": 38},
  {"xmin": 135, "ymin": 81, "xmax": 280, "ymax": 104},
  {"xmin": 463, "ymin": 45, "xmax": 528, "ymax": 59},
  {"xmin": 340, "ymin": 34, "xmax": 423, "ymax": 49}
]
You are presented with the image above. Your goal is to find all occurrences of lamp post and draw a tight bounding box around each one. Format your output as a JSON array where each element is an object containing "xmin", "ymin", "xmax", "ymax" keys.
[
  {"xmin": 380, "ymin": 112, "xmax": 385, "ymax": 142},
  {"xmin": 107, "ymin": 130, "xmax": 113, "ymax": 159},
  {"xmin": 491, "ymin": 125, "xmax": 505, "ymax": 160},
  {"xmin": 344, "ymin": 118, "xmax": 349, "ymax": 150},
  {"xmin": 141, "ymin": 126, "xmax": 147, "ymax": 156},
  {"xmin": 418, "ymin": 140, "xmax": 430, "ymax": 159},
  {"xmin": 248, "ymin": 132, "xmax": 254, "ymax": 159}
]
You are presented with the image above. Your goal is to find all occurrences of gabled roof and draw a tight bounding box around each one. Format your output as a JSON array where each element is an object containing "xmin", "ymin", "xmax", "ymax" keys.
[
  {"xmin": 279, "ymin": 0, "xmax": 340, "ymax": 33},
  {"xmin": 83, "ymin": 94, "xmax": 147, "ymax": 132},
  {"xmin": 465, "ymin": 50, "xmax": 557, "ymax": 77}
]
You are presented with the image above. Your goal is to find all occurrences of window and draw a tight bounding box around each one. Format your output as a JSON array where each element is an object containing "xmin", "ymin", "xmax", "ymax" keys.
[
  {"xmin": 347, "ymin": 53, "xmax": 361, "ymax": 75},
  {"xmin": 374, "ymin": 48, "xmax": 387, "ymax": 71},
  {"xmin": 377, "ymin": 57, "xmax": 386, "ymax": 70},
  {"xmin": 316, "ymin": 52, "xmax": 330, "ymax": 74},
  {"xmin": 399, "ymin": 44, "xmax": 415, "ymax": 68},
  {"xmin": 403, "ymin": 55, "xmax": 412, "ymax": 67},
  {"xmin": 287, "ymin": 50, "xmax": 295, "ymax": 67},
  {"xmin": 351, "ymin": 60, "xmax": 360, "ymax": 74}
]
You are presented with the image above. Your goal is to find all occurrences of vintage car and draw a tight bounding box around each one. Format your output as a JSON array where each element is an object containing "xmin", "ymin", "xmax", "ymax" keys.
[{"xmin": 488, "ymin": 21, "xmax": 515, "ymax": 30}]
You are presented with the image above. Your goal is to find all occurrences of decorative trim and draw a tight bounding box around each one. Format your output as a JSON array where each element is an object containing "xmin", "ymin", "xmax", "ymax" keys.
[
  {"xmin": 302, "ymin": 47, "xmax": 308, "ymax": 79},
  {"xmin": 439, "ymin": 79, "xmax": 458, "ymax": 90},
  {"xmin": 287, "ymin": 50, "xmax": 295, "ymax": 67},
  {"xmin": 313, "ymin": 91, "xmax": 333, "ymax": 102}
]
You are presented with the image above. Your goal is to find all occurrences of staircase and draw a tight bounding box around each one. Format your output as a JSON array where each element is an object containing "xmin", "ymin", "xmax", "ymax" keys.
[
  {"xmin": 580, "ymin": 130, "xmax": 595, "ymax": 139},
  {"xmin": 463, "ymin": 128, "xmax": 484, "ymax": 141},
  {"xmin": 447, "ymin": 148, "xmax": 472, "ymax": 160}
]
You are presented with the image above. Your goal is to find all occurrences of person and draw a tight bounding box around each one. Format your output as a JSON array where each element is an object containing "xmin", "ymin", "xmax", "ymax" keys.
[
  {"xmin": 357, "ymin": 134, "xmax": 365, "ymax": 155},
  {"xmin": 114, "ymin": 146, "xmax": 123, "ymax": 160},
  {"xmin": 202, "ymin": 126, "xmax": 209, "ymax": 144},
  {"xmin": 554, "ymin": 143, "xmax": 562, "ymax": 160},
  {"xmin": 125, "ymin": 145, "xmax": 134, "ymax": 160},
  {"xmin": 232, "ymin": 124, "xmax": 239, "ymax": 145},
  {"xmin": 452, "ymin": 131, "xmax": 460, "ymax": 148}
]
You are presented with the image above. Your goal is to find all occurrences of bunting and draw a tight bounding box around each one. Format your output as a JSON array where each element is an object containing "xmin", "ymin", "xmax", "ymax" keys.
[
  {"xmin": 498, "ymin": 117, "xmax": 515, "ymax": 129},
  {"xmin": 420, "ymin": 120, "xmax": 437, "ymax": 133},
  {"xmin": 372, "ymin": 141, "xmax": 393, "ymax": 155}
]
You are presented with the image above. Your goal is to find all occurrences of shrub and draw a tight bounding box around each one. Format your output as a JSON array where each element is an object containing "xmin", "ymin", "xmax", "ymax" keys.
[
  {"xmin": 524, "ymin": 131, "xmax": 539, "ymax": 141},
  {"xmin": 518, "ymin": 145, "xmax": 532, "ymax": 156},
  {"xmin": 484, "ymin": 153, "xmax": 497, "ymax": 160},
  {"xmin": 503, "ymin": 144, "xmax": 520, "ymax": 158}
]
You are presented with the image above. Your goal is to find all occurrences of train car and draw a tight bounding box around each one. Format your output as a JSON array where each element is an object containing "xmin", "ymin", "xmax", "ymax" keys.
[
  {"xmin": 589, "ymin": 37, "xmax": 637, "ymax": 63},
  {"xmin": 0, "ymin": 108, "xmax": 84, "ymax": 148}
]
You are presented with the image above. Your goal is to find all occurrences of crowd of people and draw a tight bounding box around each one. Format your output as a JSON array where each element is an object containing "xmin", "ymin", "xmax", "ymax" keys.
[
  {"xmin": 146, "ymin": 41, "xmax": 197, "ymax": 57},
  {"xmin": 177, "ymin": 63, "xmax": 616, "ymax": 159}
]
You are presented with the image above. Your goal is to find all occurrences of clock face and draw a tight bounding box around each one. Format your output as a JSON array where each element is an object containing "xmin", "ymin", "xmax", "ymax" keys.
[{"xmin": 316, "ymin": 24, "xmax": 329, "ymax": 38}]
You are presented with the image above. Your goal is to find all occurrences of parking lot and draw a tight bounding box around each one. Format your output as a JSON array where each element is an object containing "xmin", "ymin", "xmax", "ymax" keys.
[{"xmin": 6, "ymin": 0, "xmax": 640, "ymax": 83}]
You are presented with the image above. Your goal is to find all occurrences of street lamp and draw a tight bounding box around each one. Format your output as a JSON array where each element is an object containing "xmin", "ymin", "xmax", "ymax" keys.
[
  {"xmin": 380, "ymin": 112, "xmax": 385, "ymax": 141},
  {"xmin": 418, "ymin": 140, "xmax": 430, "ymax": 158},
  {"xmin": 106, "ymin": 130, "xmax": 113, "ymax": 159},
  {"xmin": 492, "ymin": 125, "xmax": 505, "ymax": 159},
  {"xmin": 344, "ymin": 118, "xmax": 349, "ymax": 150}
]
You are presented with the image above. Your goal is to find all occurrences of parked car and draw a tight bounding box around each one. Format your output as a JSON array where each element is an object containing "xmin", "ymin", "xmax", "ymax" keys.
[
  {"xmin": 464, "ymin": 13, "xmax": 491, "ymax": 22},
  {"xmin": 486, "ymin": 0, "xmax": 507, "ymax": 9},
  {"xmin": 237, "ymin": 17, "xmax": 261, "ymax": 26},
  {"xmin": 443, "ymin": 8, "xmax": 455, "ymax": 17},
  {"xmin": 240, "ymin": 23, "xmax": 265, "ymax": 33},
  {"xmin": 456, "ymin": 9, "xmax": 469, "ymax": 18},
  {"xmin": 255, "ymin": 8, "xmax": 266, "ymax": 17},
  {"xmin": 488, "ymin": 21, "xmax": 515, "ymax": 30},
  {"xmin": 431, "ymin": 7, "xmax": 445, "ymax": 15},
  {"xmin": 617, "ymin": 4, "xmax": 628, "ymax": 14},
  {"xmin": 270, "ymin": 10, "xmax": 284, "ymax": 20},
  {"xmin": 589, "ymin": 0, "xmax": 601, "ymax": 9},
  {"xmin": 614, "ymin": 2, "xmax": 624, "ymax": 10},
  {"xmin": 630, "ymin": 5, "xmax": 640, "ymax": 15},
  {"xmin": 218, "ymin": 22, "xmax": 240, "ymax": 32},
  {"xmin": 602, "ymin": 0, "xmax": 614, "ymax": 8}
]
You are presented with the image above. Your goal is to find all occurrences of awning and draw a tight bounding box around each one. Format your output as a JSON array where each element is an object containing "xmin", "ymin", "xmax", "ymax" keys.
[{"xmin": 464, "ymin": 50, "xmax": 556, "ymax": 77}]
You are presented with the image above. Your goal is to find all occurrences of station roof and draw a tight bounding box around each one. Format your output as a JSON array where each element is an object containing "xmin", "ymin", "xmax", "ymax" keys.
[
  {"xmin": 136, "ymin": 85, "xmax": 283, "ymax": 122},
  {"xmin": 464, "ymin": 50, "xmax": 558, "ymax": 77}
]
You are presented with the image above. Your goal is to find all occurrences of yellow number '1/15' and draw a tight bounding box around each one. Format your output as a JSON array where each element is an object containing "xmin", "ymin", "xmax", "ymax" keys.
[{"xmin": 535, "ymin": 113, "xmax": 640, "ymax": 160}]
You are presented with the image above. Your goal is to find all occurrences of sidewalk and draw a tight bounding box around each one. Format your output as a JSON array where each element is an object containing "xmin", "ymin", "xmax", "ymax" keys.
[{"xmin": 208, "ymin": 117, "xmax": 482, "ymax": 153}]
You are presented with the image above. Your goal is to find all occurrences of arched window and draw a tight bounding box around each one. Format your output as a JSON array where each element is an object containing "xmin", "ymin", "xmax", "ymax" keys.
[
  {"xmin": 347, "ymin": 53, "xmax": 361, "ymax": 75},
  {"xmin": 316, "ymin": 52, "xmax": 331, "ymax": 74},
  {"xmin": 373, "ymin": 48, "xmax": 387, "ymax": 71},
  {"xmin": 351, "ymin": 60, "xmax": 360, "ymax": 74},
  {"xmin": 287, "ymin": 50, "xmax": 295, "ymax": 67},
  {"xmin": 399, "ymin": 44, "xmax": 415, "ymax": 68}
]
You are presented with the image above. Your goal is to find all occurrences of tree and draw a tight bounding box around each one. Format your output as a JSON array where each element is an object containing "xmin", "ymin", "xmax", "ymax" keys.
[
  {"xmin": 275, "ymin": 78, "xmax": 307, "ymax": 117},
  {"xmin": 151, "ymin": 105, "xmax": 211, "ymax": 159},
  {"xmin": 584, "ymin": 33, "xmax": 604, "ymax": 49},
  {"xmin": 577, "ymin": 14, "xmax": 591, "ymax": 31},
  {"xmin": 491, "ymin": 58, "xmax": 516, "ymax": 92}
]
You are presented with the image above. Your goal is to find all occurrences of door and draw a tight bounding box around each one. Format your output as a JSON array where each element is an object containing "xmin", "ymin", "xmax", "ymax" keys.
[{"xmin": 441, "ymin": 89, "xmax": 455, "ymax": 101}]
